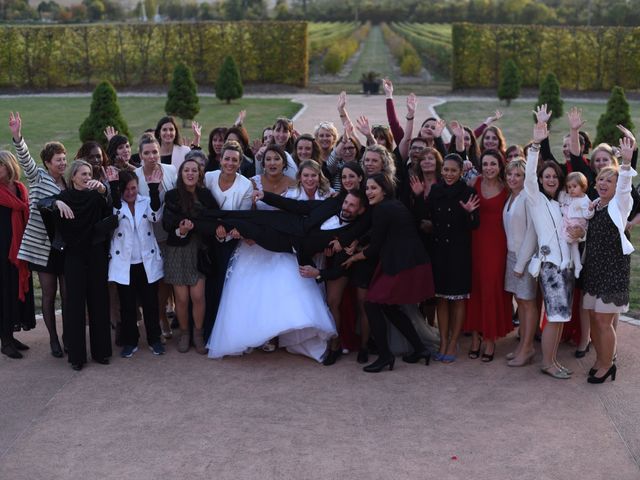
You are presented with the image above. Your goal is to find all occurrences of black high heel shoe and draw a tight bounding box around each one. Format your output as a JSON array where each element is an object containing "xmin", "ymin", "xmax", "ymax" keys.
[
  {"xmin": 50, "ymin": 339, "xmax": 63, "ymax": 358},
  {"xmin": 363, "ymin": 355, "xmax": 395, "ymax": 373},
  {"xmin": 575, "ymin": 343, "xmax": 590, "ymax": 358},
  {"xmin": 588, "ymin": 367, "xmax": 597, "ymax": 377},
  {"xmin": 587, "ymin": 364, "xmax": 616, "ymax": 384},
  {"xmin": 322, "ymin": 349, "xmax": 342, "ymax": 366},
  {"xmin": 402, "ymin": 349, "xmax": 431, "ymax": 365}
]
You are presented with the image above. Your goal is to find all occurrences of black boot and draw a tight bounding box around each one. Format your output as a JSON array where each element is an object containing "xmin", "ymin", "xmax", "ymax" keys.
[{"xmin": 363, "ymin": 355, "xmax": 395, "ymax": 373}]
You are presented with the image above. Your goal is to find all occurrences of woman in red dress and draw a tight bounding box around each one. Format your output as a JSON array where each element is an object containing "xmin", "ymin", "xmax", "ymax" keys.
[{"xmin": 465, "ymin": 149, "xmax": 514, "ymax": 361}]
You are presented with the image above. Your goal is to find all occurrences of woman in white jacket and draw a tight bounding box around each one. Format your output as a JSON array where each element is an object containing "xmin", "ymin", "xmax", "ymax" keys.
[
  {"xmin": 107, "ymin": 168, "xmax": 165, "ymax": 358},
  {"xmin": 581, "ymin": 137, "xmax": 636, "ymax": 384},
  {"xmin": 525, "ymin": 122, "xmax": 579, "ymax": 380},
  {"xmin": 503, "ymin": 157, "xmax": 538, "ymax": 367}
]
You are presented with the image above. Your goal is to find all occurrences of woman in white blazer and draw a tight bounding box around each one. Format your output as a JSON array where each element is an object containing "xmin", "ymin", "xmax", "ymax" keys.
[
  {"xmin": 107, "ymin": 168, "xmax": 165, "ymax": 358},
  {"xmin": 134, "ymin": 135, "xmax": 177, "ymax": 338},
  {"xmin": 581, "ymin": 137, "xmax": 636, "ymax": 384},
  {"xmin": 503, "ymin": 157, "xmax": 538, "ymax": 367},
  {"xmin": 525, "ymin": 123, "xmax": 579, "ymax": 380}
]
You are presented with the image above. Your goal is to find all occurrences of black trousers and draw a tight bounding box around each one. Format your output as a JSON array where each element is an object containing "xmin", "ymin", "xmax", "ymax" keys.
[
  {"xmin": 204, "ymin": 239, "xmax": 237, "ymax": 341},
  {"xmin": 116, "ymin": 263, "xmax": 161, "ymax": 347},
  {"xmin": 63, "ymin": 244, "xmax": 111, "ymax": 365},
  {"xmin": 364, "ymin": 302, "xmax": 425, "ymax": 358}
]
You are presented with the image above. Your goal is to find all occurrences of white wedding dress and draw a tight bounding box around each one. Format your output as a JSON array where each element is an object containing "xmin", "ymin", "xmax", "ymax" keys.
[{"xmin": 207, "ymin": 178, "xmax": 336, "ymax": 361}]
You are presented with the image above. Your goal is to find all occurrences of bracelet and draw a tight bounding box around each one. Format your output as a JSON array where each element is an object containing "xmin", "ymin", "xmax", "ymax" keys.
[{"xmin": 406, "ymin": 116, "xmax": 414, "ymax": 121}]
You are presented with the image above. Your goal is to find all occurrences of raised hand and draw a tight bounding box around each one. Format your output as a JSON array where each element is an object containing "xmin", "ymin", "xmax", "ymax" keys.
[
  {"xmin": 104, "ymin": 125, "xmax": 118, "ymax": 142},
  {"xmin": 485, "ymin": 110, "xmax": 503, "ymax": 125},
  {"xmin": 192, "ymin": 121, "xmax": 202, "ymax": 145},
  {"xmin": 105, "ymin": 166, "xmax": 119, "ymax": 182},
  {"xmin": 55, "ymin": 200, "xmax": 74, "ymax": 219},
  {"xmin": 409, "ymin": 175, "xmax": 425, "ymax": 196},
  {"xmin": 533, "ymin": 104, "xmax": 552, "ymax": 124},
  {"xmin": 8, "ymin": 111, "xmax": 22, "ymax": 141},
  {"xmin": 460, "ymin": 193, "xmax": 480, "ymax": 212},
  {"xmin": 567, "ymin": 107, "xmax": 585, "ymax": 131},
  {"xmin": 337, "ymin": 91, "xmax": 347, "ymax": 114},
  {"xmin": 355, "ymin": 115, "xmax": 371, "ymax": 137},
  {"xmin": 617, "ymin": 124, "xmax": 636, "ymax": 145},
  {"xmin": 533, "ymin": 122, "xmax": 549, "ymax": 144},
  {"xmin": 619, "ymin": 136, "xmax": 636, "ymax": 165},
  {"xmin": 344, "ymin": 120, "xmax": 354, "ymax": 140},
  {"xmin": 406, "ymin": 93, "xmax": 417, "ymax": 117},
  {"xmin": 234, "ymin": 110, "xmax": 246, "ymax": 126},
  {"xmin": 449, "ymin": 120, "xmax": 464, "ymax": 139},
  {"xmin": 433, "ymin": 119, "xmax": 446, "ymax": 138},
  {"xmin": 383, "ymin": 78, "xmax": 393, "ymax": 98}
]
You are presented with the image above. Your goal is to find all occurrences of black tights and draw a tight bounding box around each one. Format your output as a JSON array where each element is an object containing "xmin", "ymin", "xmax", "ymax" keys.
[
  {"xmin": 37, "ymin": 271, "xmax": 65, "ymax": 342},
  {"xmin": 364, "ymin": 302, "xmax": 425, "ymax": 358}
]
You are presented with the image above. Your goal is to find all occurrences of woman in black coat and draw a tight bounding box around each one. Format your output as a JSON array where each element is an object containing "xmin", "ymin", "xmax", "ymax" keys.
[
  {"xmin": 342, "ymin": 173, "xmax": 434, "ymax": 372},
  {"xmin": 427, "ymin": 154, "xmax": 479, "ymax": 363}
]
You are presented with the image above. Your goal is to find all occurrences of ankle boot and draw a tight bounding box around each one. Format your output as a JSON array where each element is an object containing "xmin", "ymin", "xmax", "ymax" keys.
[
  {"xmin": 1, "ymin": 341, "xmax": 23, "ymax": 359},
  {"xmin": 193, "ymin": 328, "xmax": 207, "ymax": 355}
]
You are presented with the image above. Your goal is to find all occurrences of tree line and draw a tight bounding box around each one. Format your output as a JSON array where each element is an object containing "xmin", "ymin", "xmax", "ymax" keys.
[{"xmin": 3, "ymin": 0, "xmax": 640, "ymax": 25}]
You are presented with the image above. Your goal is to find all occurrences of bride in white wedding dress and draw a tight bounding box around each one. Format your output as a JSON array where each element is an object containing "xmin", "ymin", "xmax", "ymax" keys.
[{"xmin": 206, "ymin": 152, "xmax": 336, "ymax": 361}]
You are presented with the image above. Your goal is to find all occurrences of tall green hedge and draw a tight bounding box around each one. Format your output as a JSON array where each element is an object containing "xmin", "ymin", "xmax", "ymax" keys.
[
  {"xmin": 452, "ymin": 23, "xmax": 640, "ymax": 91},
  {"xmin": 0, "ymin": 21, "xmax": 308, "ymax": 88}
]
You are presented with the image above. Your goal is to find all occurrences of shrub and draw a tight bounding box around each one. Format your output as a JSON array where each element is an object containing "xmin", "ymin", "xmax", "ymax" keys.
[
  {"xmin": 595, "ymin": 86, "xmax": 635, "ymax": 145},
  {"xmin": 400, "ymin": 53, "xmax": 422, "ymax": 76},
  {"xmin": 323, "ymin": 46, "xmax": 345, "ymax": 74},
  {"xmin": 216, "ymin": 55, "xmax": 243, "ymax": 104},
  {"xmin": 79, "ymin": 80, "xmax": 130, "ymax": 146},
  {"xmin": 497, "ymin": 59, "xmax": 521, "ymax": 106},
  {"xmin": 535, "ymin": 73, "xmax": 563, "ymax": 126},
  {"xmin": 165, "ymin": 63, "xmax": 200, "ymax": 124}
]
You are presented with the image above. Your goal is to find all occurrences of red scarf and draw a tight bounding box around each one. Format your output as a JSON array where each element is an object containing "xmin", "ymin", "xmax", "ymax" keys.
[{"xmin": 0, "ymin": 181, "xmax": 30, "ymax": 301}]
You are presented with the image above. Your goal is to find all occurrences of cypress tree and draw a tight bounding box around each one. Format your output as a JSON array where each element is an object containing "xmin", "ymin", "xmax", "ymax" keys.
[
  {"xmin": 79, "ymin": 81, "xmax": 130, "ymax": 146},
  {"xmin": 497, "ymin": 59, "xmax": 521, "ymax": 106},
  {"xmin": 535, "ymin": 73, "xmax": 563, "ymax": 126},
  {"xmin": 595, "ymin": 86, "xmax": 635, "ymax": 145},
  {"xmin": 165, "ymin": 63, "xmax": 200, "ymax": 126},
  {"xmin": 216, "ymin": 55, "xmax": 243, "ymax": 105}
]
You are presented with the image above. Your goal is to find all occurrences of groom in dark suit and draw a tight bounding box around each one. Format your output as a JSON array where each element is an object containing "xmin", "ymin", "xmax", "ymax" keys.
[{"xmin": 195, "ymin": 189, "xmax": 369, "ymax": 266}]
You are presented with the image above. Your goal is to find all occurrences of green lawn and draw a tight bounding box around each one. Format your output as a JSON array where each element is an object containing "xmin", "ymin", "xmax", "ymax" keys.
[
  {"xmin": 0, "ymin": 96, "xmax": 302, "ymax": 157},
  {"xmin": 436, "ymin": 99, "xmax": 640, "ymax": 318},
  {"xmin": 345, "ymin": 25, "xmax": 396, "ymax": 83}
]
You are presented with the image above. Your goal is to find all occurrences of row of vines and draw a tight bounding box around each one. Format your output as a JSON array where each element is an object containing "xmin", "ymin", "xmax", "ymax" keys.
[{"xmin": 309, "ymin": 21, "xmax": 371, "ymax": 74}]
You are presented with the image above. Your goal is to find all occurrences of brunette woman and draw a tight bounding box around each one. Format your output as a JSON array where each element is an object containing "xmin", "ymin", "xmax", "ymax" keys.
[
  {"xmin": 343, "ymin": 174, "xmax": 434, "ymax": 373},
  {"xmin": 582, "ymin": 138, "xmax": 636, "ymax": 383},
  {"xmin": 9, "ymin": 112, "xmax": 65, "ymax": 357},
  {"xmin": 224, "ymin": 126, "xmax": 256, "ymax": 177},
  {"xmin": 428, "ymin": 154, "xmax": 479, "ymax": 363},
  {"xmin": 0, "ymin": 151, "xmax": 35, "ymax": 359},
  {"xmin": 465, "ymin": 149, "xmax": 513, "ymax": 362},
  {"xmin": 40, "ymin": 160, "xmax": 112, "ymax": 370},
  {"xmin": 206, "ymin": 126, "xmax": 227, "ymax": 172},
  {"xmin": 478, "ymin": 125, "xmax": 507, "ymax": 159},
  {"xmin": 75, "ymin": 141, "xmax": 110, "ymax": 186},
  {"xmin": 293, "ymin": 134, "xmax": 321, "ymax": 166},
  {"xmin": 107, "ymin": 134, "xmax": 137, "ymax": 171},
  {"xmin": 163, "ymin": 159, "xmax": 219, "ymax": 354},
  {"xmin": 155, "ymin": 116, "xmax": 197, "ymax": 169}
]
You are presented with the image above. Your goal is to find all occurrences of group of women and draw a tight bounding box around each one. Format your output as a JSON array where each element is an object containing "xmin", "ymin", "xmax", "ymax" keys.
[{"xmin": 0, "ymin": 84, "xmax": 636, "ymax": 383}]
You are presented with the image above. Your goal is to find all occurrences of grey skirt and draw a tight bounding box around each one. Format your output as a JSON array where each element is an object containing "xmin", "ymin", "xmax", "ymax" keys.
[
  {"xmin": 504, "ymin": 251, "xmax": 537, "ymax": 301},
  {"xmin": 163, "ymin": 240, "xmax": 204, "ymax": 286}
]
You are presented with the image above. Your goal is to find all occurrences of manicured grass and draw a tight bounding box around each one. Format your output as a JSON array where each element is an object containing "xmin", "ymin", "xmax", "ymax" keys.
[
  {"xmin": 0, "ymin": 96, "xmax": 302, "ymax": 157},
  {"xmin": 345, "ymin": 25, "xmax": 396, "ymax": 83},
  {"xmin": 436, "ymin": 98, "xmax": 640, "ymax": 317}
]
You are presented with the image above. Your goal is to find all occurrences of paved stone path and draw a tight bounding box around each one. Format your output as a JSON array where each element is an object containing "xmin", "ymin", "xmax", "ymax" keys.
[{"xmin": 1, "ymin": 93, "xmax": 639, "ymax": 480}]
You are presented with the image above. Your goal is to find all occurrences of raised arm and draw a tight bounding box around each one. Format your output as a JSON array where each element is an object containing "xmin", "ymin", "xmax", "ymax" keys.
[
  {"xmin": 567, "ymin": 107, "xmax": 584, "ymax": 157},
  {"xmin": 524, "ymin": 123, "xmax": 546, "ymax": 202},
  {"xmin": 337, "ymin": 91, "xmax": 352, "ymax": 127},
  {"xmin": 398, "ymin": 93, "xmax": 417, "ymax": 160},
  {"xmin": 383, "ymin": 79, "xmax": 404, "ymax": 143},
  {"xmin": 9, "ymin": 112, "xmax": 39, "ymax": 184}
]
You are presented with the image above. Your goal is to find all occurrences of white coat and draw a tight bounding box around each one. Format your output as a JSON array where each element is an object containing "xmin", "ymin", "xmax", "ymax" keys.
[{"xmin": 108, "ymin": 194, "xmax": 164, "ymax": 285}]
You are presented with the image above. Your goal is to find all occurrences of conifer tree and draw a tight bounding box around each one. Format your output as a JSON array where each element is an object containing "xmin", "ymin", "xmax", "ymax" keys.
[
  {"xmin": 595, "ymin": 86, "xmax": 634, "ymax": 145},
  {"xmin": 535, "ymin": 73, "xmax": 563, "ymax": 126},
  {"xmin": 165, "ymin": 63, "xmax": 200, "ymax": 126},
  {"xmin": 216, "ymin": 55, "xmax": 243, "ymax": 104},
  {"xmin": 79, "ymin": 80, "xmax": 130, "ymax": 146},
  {"xmin": 497, "ymin": 59, "xmax": 521, "ymax": 106}
]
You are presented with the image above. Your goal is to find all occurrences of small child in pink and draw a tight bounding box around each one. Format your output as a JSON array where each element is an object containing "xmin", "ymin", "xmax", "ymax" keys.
[{"xmin": 559, "ymin": 172, "xmax": 593, "ymax": 276}]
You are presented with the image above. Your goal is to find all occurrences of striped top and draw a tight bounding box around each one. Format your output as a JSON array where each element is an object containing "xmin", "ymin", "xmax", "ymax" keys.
[{"xmin": 14, "ymin": 138, "xmax": 64, "ymax": 266}]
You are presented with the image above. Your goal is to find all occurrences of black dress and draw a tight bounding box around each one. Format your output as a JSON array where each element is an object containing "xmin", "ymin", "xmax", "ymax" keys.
[
  {"xmin": 582, "ymin": 207, "xmax": 631, "ymax": 307},
  {"xmin": 427, "ymin": 179, "xmax": 479, "ymax": 298},
  {"xmin": 0, "ymin": 188, "xmax": 35, "ymax": 339}
]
